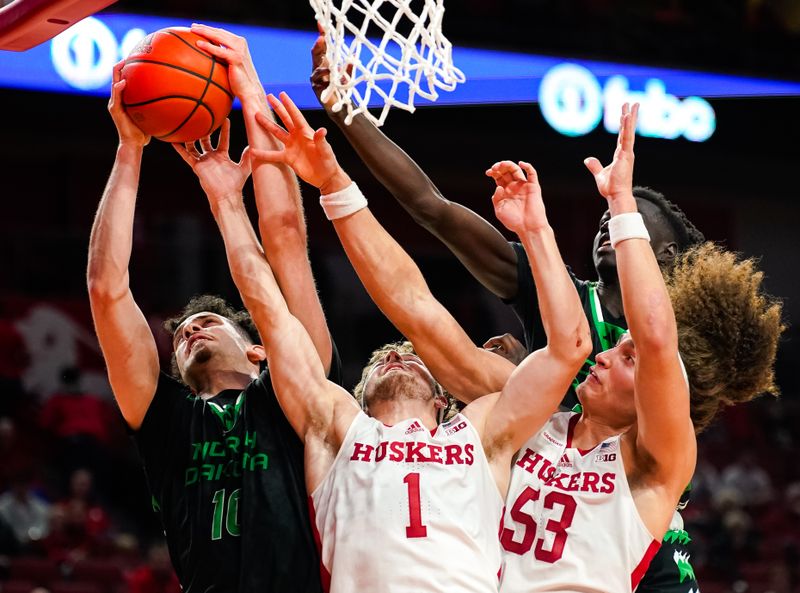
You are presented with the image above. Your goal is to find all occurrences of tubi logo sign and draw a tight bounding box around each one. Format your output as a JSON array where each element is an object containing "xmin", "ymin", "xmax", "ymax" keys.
[
  {"xmin": 50, "ymin": 17, "xmax": 146, "ymax": 91},
  {"xmin": 538, "ymin": 63, "xmax": 716, "ymax": 142}
]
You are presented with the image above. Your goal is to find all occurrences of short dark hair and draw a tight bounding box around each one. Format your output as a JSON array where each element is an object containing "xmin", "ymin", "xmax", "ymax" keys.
[
  {"xmin": 162, "ymin": 294, "xmax": 261, "ymax": 379},
  {"xmin": 633, "ymin": 186, "xmax": 705, "ymax": 252}
]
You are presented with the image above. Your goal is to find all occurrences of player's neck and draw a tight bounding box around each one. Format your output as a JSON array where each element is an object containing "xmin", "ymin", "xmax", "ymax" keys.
[
  {"xmin": 191, "ymin": 369, "xmax": 257, "ymax": 399},
  {"xmin": 595, "ymin": 275, "xmax": 624, "ymax": 319},
  {"xmin": 572, "ymin": 412, "xmax": 629, "ymax": 450},
  {"xmin": 369, "ymin": 400, "xmax": 438, "ymax": 431}
]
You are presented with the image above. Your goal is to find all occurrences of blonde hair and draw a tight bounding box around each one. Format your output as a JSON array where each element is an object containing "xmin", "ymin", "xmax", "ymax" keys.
[
  {"xmin": 353, "ymin": 340, "xmax": 460, "ymax": 421},
  {"xmin": 667, "ymin": 243, "xmax": 785, "ymax": 433}
]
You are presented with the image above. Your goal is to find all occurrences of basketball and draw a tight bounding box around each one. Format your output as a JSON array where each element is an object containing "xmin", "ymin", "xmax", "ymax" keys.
[{"xmin": 121, "ymin": 27, "xmax": 234, "ymax": 143}]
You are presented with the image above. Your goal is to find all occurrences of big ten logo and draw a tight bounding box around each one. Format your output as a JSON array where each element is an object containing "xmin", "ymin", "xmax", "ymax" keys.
[
  {"xmin": 50, "ymin": 17, "xmax": 147, "ymax": 91},
  {"xmin": 538, "ymin": 63, "xmax": 716, "ymax": 142},
  {"xmin": 185, "ymin": 431, "xmax": 269, "ymax": 485}
]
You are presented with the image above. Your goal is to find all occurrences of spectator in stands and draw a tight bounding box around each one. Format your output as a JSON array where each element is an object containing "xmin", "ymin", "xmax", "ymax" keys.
[
  {"xmin": 721, "ymin": 451, "xmax": 775, "ymax": 507},
  {"xmin": 43, "ymin": 468, "xmax": 112, "ymax": 563},
  {"xmin": 0, "ymin": 469, "xmax": 50, "ymax": 552},
  {"xmin": 39, "ymin": 367, "xmax": 121, "ymax": 492}
]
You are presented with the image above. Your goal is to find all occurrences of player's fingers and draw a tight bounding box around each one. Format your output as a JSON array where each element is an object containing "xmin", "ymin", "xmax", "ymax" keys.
[
  {"xmin": 112, "ymin": 60, "xmax": 125, "ymax": 83},
  {"xmin": 482, "ymin": 336, "xmax": 505, "ymax": 351},
  {"xmin": 266, "ymin": 94, "xmax": 295, "ymax": 132},
  {"xmin": 196, "ymin": 39, "xmax": 236, "ymax": 64},
  {"xmin": 199, "ymin": 134, "xmax": 214, "ymax": 153},
  {"xmin": 249, "ymin": 148, "xmax": 285, "ymax": 164},
  {"xmin": 279, "ymin": 91, "xmax": 311, "ymax": 131},
  {"xmin": 620, "ymin": 103, "xmax": 638, "ymax": 152},
  {"xmin": 312, "ymin": 35, "xmax": 327, "ymax": 63},
  {"xmin": 313, "ymin": 127, "xmax": 328, "ymax": 144},
  {"xmin": 310, "ymin": 67, "xmax": 331, "ymax": 87},
  {"xmin": 583, "ymin": 157, "xmax": 603, "ymax": 177},
  {"xmin": 172, "ymin": 142, "xmax": 195, "ymax": 166},
  {"xmin": 184, "ymin": 141, "xmax": 202, "ymax": 159},
  {"xmin": 239, "ymin": 146, "xmax": 253, "ymax": 176},
  {"xmin": 255, "ymin": 111, "xmax": 290, "ymax": 143},
  {"xmin": 317, "ymin": 21, "xmax": 325, "ymax": 35},
  {"xmin": 191, "ymin": 23, "xmax": 236, "ymax": 48},
  {"xmin": 518, "ymin": 161, "xmax": 538, "ymax": 184},
  {"xmin": 217, "ymin": 119, "xmax": 231, "ymax": 153}
]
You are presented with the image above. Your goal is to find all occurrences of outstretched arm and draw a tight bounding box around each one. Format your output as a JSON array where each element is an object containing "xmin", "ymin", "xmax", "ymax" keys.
[
  {"xmin": 192, "ymin": 24, "xmax": 333, "ymax": 373},
  {"xmin": 176, "ymin": 130, "xmax": 357, "ymax": 457},
  {"xmin": 470, "ymin": 162, "xmax": 590, "ymax": 463},
  {"xmin": 311, "ymin": 31, "xmax": 519, "ymax": 299},
  {"xmin": 87, "ymin": 62, "xmax": 158, "ymax": 430},
  {"xmin": 251, "ymin": 92, "xmax": 516, "ymax": 402},
  {"xmin": 584, "ymin": 103, "xmax": 695, "ymax": 490}
]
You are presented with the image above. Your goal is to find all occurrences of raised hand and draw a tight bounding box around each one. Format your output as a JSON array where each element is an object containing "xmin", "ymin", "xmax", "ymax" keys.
[
  {"xmin": 310, "ymin": 23, "xmax": 353, "ymax": 112},
  {"xmin": 250, "ymin": 92, "xmax": 349, "ymax": 193},
  {"xmin": 584, "ymin": 102, "xmax": 639, "ymax": 212},
  {"xmin": 172, "ymin": 119, "xmax": 252, "ymax": 206},
  {"xmin": 190, "ymin": 23, "xmax": 263, "ymax": 101},
  {"xmin": 108, "ymin": 61, "xmax": 150, "ymax": 147},
  {"xmin": 487, "ymin": 160, "xmax": 547, "ymax": 235},
  {"xmin": 483, "ymin": 333, "xmax": 527, "ymax": 366}
]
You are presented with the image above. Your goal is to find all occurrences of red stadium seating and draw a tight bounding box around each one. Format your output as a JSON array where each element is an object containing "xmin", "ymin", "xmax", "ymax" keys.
[
  {"xmin": 49, "ymin": 581, "xmax": 105, "ymax": 593},
  {"xmin": 2, "ymin": 580, "xmax": 38, "ymax": 593},
  {"xmin": 8, "ymin": 556, "xmax": 61, "ymax": 585},
  {"xmin": 71, "ymin": 559, "xmax": 124, "ymax": 588}
]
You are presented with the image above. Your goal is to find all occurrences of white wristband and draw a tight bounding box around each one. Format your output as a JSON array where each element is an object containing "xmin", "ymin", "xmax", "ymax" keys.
[
  {"xmin": 608, "ymin": 212, "xmax": 650, "ymax": 248},
  {"xmin": 320, "ymin": 182, "xmax": 367, "ymax": 221}
]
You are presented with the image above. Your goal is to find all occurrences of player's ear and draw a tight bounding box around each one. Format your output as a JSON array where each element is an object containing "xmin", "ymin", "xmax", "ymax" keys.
[{"xmin": 247, "ymin": 345, "xmax": 267, "ymax": 364}]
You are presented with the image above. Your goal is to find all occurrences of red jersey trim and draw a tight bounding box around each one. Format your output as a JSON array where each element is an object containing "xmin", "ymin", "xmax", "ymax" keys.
[
  {"xmin": 565, "ymin": 413, "xmax": 596, "ymax": 456},
  {"xmin": 307, "ymin": 497, "xmax": 331, "ymax": 593},
  {"xmin": 631, "ymin": 539, "xmax": 661, "ymax": 591}
]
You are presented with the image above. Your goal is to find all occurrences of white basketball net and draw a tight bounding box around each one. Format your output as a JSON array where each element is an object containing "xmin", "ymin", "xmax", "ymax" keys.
[{"xmin": 310, "ymin": 0, "xmax": 465, "ymax": 126}]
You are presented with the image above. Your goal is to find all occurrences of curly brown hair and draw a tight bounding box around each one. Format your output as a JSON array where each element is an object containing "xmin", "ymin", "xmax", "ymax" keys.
[
  {"xmin": 666, "ymin": 243, "xmax": 785, "ymax": 433},
  {"xmin": 162, "ymin": 294, "xmax": 261, "ymax": 379},
  {"xmin": 353, "ymin": 340, "xmax": 459, "ymax": 421}
]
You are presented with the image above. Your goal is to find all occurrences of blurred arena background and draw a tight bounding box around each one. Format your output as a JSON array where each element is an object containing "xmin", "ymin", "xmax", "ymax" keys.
[{"xmin": 0, "ymin": 1, "xmax": 798, "ymax": 592}]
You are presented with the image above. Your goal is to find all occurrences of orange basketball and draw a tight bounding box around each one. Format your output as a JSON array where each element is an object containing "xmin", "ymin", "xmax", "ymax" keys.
[{"xmin": 121, "ymin": 27, "xmax": 233, "ymax": 143}]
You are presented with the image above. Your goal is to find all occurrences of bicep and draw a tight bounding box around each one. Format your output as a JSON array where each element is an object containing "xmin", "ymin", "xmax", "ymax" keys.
[
  {"xmin": 406, "ymin": 297, "xmax": 516, "ymax": 402},
  {"xmin": 90, "ymin": 291, "xmax": 159, "ymax": 430},
  {"xmin": 483, "ymin": 348, "xmax": 577, "ymax": 456}
]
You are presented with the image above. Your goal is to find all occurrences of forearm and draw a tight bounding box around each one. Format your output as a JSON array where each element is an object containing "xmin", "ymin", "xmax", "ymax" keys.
[
  {"xmin": 87, "ymin": 144, "xmax": 142, "ymax": 298},
  {"xmin": 518, "ymin": 226, "xmax": 590, "ymax": 359},
  {"xmin": 243, "ymin": 96, "xmax": 333, "ymax": 369},
  {"xmin": 612, "ymin": 196, "xmax": 678, "ymax": 352},
  {"xmin": 330, "ymin": 112, "xmax": 519, "ymax": 298}
]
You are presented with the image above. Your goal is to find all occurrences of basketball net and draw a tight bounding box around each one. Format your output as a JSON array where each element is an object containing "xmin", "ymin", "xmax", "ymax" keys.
[{"xmin": 310, "ymin": 0, "xmax": 465, "ymax": 126}]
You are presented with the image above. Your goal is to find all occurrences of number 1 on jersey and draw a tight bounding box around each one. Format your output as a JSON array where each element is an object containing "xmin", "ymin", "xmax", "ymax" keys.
[{"xmin": 403, "ymin": 472, "xmax": 428, "ymax": 538}]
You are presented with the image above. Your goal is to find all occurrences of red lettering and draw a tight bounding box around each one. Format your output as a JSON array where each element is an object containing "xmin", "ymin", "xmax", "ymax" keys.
[
  {"xmin": 538, "ymin": 459, "xmax": 555, "ymax": 482},
  {"xmin": 375, "ymin": 441, "xmax": 388, "ymax": 462},
  {"xmin": 600, "ymin": 472, "xmax": 616, "ymax": 493},
  {"xmin": 566, "ymin": 473, "xmax": 581, "ymax": 492},
  {"xmin": 406, "ymin": 442, "xmax": 428, "ymax": 462},
  {"xmin": 389, "ymin": 441, "xmax": 404, "ymax": 461},
  {"xmin": 500, "ymin": 485, "xmax": 539, "ymax": 554},
  {"xmin": 444, "ymin": 444, "xmax": 463, "ymax": 465},
  {"xmin": 464, "ymin": 443, "xmax": 475, "ymax": 465},
  {"xmin": 427, "ymin": 444, "xmax": 443, "ymax": 464},
  {"xmin": 580, "ymin": 472, "xmax": 600, "ymax": 493},
  {"xmin": 516, "ymin": 448, "xmax": 542, "ymax": 474},
  {"xmin": 350, "ymin": 442, "xmax": 374, "ymax": 462}
]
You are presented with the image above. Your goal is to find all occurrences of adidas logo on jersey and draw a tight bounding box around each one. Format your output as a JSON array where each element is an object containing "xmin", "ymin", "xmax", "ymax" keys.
[
  {"xmin": 557, "ymin": 453, "xmax": 572, "ymax": 468},
  {"xmin": 405, "ymin": 421, "xmax": 425, "ymax": 435}
]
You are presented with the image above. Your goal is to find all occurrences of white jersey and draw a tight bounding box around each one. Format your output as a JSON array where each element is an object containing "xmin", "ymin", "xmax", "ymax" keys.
[
  {"xmin": 311, "ymin": 411, "xmax": 504, "ymax": 593},
  {"xmin": 499, "ymin": 412, "xmax": 660, "ymax": 593}
]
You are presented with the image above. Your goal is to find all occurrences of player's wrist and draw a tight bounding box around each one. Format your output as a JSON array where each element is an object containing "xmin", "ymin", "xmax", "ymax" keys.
[{"xmin": 320, "ymin": 180, "xmax": 367, "ymax": 221}]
